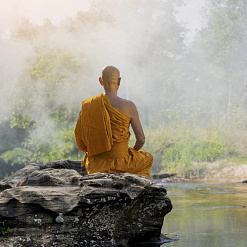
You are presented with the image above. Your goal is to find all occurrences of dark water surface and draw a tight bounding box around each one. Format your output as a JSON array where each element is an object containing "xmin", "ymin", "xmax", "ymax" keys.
[{"xmin": 158, "ymin": 182, "xmax": 247, "ymax": 247}]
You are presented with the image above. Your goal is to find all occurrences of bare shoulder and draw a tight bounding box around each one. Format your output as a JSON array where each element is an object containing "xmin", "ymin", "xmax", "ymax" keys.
[
  {"xmin": 118, "ymin": 97, "xmax": 135, "ymax": 107},
  {"xmin": 117, "ymin": 97, "xmax": 138, "ymax": 118}
]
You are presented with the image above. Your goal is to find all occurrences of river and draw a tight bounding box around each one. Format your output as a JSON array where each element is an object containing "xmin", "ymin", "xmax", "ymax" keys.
[{"xmin": 157, "ymin": 182, "xmax": 247, "ymax": 247}]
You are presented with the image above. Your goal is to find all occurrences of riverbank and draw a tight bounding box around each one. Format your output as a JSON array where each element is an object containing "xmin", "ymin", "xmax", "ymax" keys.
[
  {"xmin": 198, "ymin": 162, "xmax": 247, "ymax": 183},
  {"xmin": 154, "ymin": 162, "xmax": 247, "ymax": 183}
]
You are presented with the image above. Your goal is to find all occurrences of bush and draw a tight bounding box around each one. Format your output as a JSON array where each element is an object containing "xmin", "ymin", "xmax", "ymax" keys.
[
  {"xmin": 161, "ymin": 139, "xmax": 226, "ymax": 175},
  {"xmin": 189, "ymin": 140, "xmax": 225, "ymax": 162}
]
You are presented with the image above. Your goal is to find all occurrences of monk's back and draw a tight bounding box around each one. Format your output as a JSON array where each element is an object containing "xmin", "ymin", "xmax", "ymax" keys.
[
  {"xmin": 106, "ymin": 95, "xmax": 133, "ymax": 118},
  {"xmin": 75, "ymin": 65, "xmax": 153, "ymax": 177}
]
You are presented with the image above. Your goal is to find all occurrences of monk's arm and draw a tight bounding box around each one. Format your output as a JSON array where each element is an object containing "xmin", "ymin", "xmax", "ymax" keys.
[
  {"xmin": 129, "ymin": 102, "xmax": 145, "ymax": 151},
  {"xmin": 75, "ymin": 111, "xmax": 87, "ymax": 152}
]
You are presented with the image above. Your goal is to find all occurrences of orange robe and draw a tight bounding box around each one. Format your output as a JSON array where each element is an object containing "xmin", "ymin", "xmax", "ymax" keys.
[{"xmin": 75, "ymin": 94, "xmax": 153, "ymax": 177}]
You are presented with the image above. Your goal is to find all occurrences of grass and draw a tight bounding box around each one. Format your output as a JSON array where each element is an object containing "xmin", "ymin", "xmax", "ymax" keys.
[
  {"xmin": 143, "ymin": 123, "xmax": 247, "ymax": 178},
  {"xmin": 2, "ymin": 113, "xmax": 247, "ymax": 180}
]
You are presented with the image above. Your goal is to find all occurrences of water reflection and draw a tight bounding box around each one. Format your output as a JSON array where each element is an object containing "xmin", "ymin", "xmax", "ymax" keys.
[{"xmin": 158, "ymin": 183, "xmax": 247, "ymax": 247}]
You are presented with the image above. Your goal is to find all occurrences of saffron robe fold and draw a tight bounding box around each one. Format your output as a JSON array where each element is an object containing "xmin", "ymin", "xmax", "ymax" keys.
[{"xmin": 75, "ymin": 94, "xmax": 153, "ymax": 177}]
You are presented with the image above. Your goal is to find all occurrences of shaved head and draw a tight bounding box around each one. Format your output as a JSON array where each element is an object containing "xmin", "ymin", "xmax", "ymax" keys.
[{"xmin": 101, "ymin": 65, "xmax": 120, "ymax": 86}]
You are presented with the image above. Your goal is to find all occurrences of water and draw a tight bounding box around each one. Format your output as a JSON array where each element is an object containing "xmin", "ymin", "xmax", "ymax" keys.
[{"xmin": 158, "ymin": 182, "xmax": 247, "ymax": 247}]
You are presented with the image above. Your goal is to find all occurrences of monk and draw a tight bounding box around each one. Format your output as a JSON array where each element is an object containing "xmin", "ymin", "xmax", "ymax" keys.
[{"xmin": 75, "ymin": 65, "xmax": 153, "ymax": 177}]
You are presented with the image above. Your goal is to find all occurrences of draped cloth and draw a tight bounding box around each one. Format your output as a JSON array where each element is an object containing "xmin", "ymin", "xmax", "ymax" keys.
[{"xmin": 75, "ymin": 94, "xmax": 153, "ymax": 177}]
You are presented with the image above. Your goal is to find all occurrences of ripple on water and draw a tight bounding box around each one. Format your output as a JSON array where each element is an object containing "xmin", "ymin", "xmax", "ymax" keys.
[{"xmin": 160, "ymin": 182, "xmax": 247, "ymax": 247}]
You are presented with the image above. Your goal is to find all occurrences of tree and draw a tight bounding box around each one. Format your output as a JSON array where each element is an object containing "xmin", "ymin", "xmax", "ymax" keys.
[{"xmin": 198, "ymin": 0, "xmax": 247, "ymax": 116}]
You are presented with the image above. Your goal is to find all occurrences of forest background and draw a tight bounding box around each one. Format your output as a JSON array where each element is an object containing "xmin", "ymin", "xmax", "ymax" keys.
[{"xmin": 1, "ymin": 0, "xmax": 247, "ymax": 180}]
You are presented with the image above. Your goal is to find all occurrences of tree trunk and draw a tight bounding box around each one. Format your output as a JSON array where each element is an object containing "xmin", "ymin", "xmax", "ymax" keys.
[{"xmin": 227, "ymin": 49, "xmax": 232, "ymax": 119}]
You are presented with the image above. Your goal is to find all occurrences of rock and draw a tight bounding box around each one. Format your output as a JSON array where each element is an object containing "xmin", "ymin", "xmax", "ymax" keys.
[
  {"xmin": 151, "ymin": 172, "xmax": 176, "ymax": 180},
  {"xmin": 56, "ymin": 213, "xmax": 65, "ymax": 223},
  {"xmin": 0, "ymin": 160, "xmax": 173, "ymax": 247}
]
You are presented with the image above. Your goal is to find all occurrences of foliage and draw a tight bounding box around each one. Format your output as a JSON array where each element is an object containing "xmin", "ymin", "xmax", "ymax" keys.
[
  {"xmin": 0, "ymin": 220, "xmax": 9, "ymax": 238},
  {"xmin": 1, "ymin": 0, "xmax": 247, "ymax": 179},
  {"xmin": 12, "ymin": 19, "xmax": 38, "ymax": 40},
  {"xmin": 0, "ymin": 148, "xmax": 32, "ymax": 166},
  {"xmin": 29, "ymin": 50, "xmax": 79, "ymax": 83},
  {"xmin": 10, "ymin": 114, "xmax": 34, "ymax": 129},
  {"xmin": 199, "ymin": 0, "xmax": 247, "ymax": 113},
  {"xmin": 5, "ymin": 125, "xmax": 83, "ymax": 166},
  {"xmin": 143, "ymin": 123, "xmax": 247, "ymax": 177},
  {"xmin": 161, "ymin": 139, "xmax": 226, "ymax": 176}
]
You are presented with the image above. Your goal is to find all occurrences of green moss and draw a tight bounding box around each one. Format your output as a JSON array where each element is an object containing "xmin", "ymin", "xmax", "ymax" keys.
[{"xmin": 0, "ymin": 220, "xmax": 9, "ymax": 238}]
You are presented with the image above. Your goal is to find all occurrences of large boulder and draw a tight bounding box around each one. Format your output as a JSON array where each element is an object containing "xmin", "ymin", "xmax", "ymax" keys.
[{"xmin": 0, "ymin": 160, "xmax": 172, "ymax": 246}]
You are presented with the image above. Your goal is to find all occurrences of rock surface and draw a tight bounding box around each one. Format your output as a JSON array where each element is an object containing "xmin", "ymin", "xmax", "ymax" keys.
[
  {"xmin": 150, "ymin": 172, "xmax": 176, "ymax": 180},
  {"xmin": 0, "ymin": 160, "xmax": 172, "ymax": 247}
]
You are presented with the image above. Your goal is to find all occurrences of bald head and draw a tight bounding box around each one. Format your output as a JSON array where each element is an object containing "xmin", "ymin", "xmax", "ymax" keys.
[{"xmin": 101, "ymin": 65, "xmax": 120, "ymax": 87}]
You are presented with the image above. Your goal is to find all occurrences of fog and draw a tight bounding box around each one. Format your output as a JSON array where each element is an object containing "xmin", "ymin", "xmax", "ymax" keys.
[
  {"xmin": 0, "ymin": 0, "xmax": 187, "ymax": 119},
  {"xmin": 1, "ymin": 0, "xmax": 246, "ymax": 177}
]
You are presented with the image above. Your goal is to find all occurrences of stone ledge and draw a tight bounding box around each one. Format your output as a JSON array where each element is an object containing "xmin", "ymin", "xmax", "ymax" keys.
[{"xmin": 0, "ymin": 160, "xmax": 172, "ymax": 246}]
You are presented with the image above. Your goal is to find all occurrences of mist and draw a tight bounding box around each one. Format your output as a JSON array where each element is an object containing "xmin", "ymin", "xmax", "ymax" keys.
[
  {"xmin": 1, "ymin": 0, "xmax": 185, "ymax": 123},
  {"xmin": 1, "ymin": 0, "xmax": 247, "ymax": 177}
]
